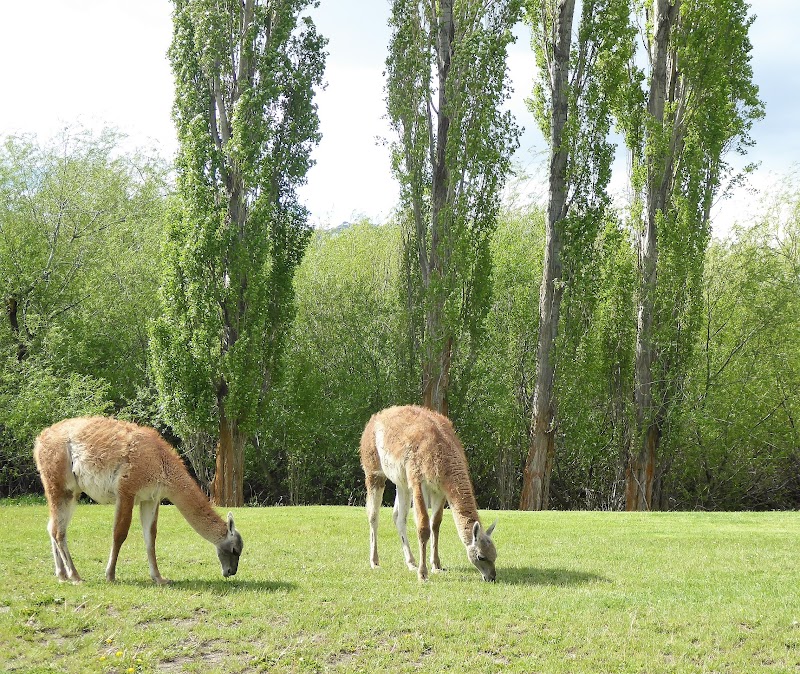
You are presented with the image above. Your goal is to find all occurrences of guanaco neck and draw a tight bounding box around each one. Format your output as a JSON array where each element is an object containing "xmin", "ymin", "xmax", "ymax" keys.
[
  {"xmin": 444, "ymin": 482, "xmax": 481, "ymax": 547},
  {"xmin": 164, "ymin": 469, "xmax": 228, "ymax": 545}
]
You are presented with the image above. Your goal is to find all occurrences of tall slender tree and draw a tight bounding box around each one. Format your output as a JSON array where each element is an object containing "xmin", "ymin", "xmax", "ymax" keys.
[
  {"xmin": 386, "ymin": 0, "xmax": 522, "ymax": 414},
  {"xmin": 622, "ymin": 0, "xmax": 762, "ymax": 510},
  {"xmin": 152, "ymin": 0, "xmax": 326, "ymax": 506},
  {"xmin": 519, "ymin": 0, "xmax": 634, "ymax": 510}
]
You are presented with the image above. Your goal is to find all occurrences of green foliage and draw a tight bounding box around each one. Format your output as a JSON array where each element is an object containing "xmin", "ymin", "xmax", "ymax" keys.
[
  {"xmin": 0, "ymin": 355, "xmax": 113, "ymax": 495},
  {"xmin": 250, "ymin": 221, "xmax": 411, "ymax": 504},
  {"xmin": 668, "ymin": 182, "xmax": 800, "ymax": 509},
  {"xmin": 5, "ymin": 505, "xmax": 800, "ymax": 672},
  {"xmin": 0, "ymin": 129, "xmax": 167, "ymax": 394}
]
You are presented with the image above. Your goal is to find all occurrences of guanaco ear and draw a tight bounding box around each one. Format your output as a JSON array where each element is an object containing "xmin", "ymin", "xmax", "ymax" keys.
[
  {"xmin": 472, "ymin": 521, "xmax": 482, "ymax": 543},
  {"xmin": 227, "ymin": 511, "xmax": 236, "ymax": 534},
  {"xmin": 486, "ymin": 520, "xmax": 497, "ymax": 538}
]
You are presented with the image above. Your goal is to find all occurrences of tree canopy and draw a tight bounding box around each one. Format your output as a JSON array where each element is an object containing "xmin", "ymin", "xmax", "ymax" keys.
[{"xmin": 150, "ymin": 0, "xmax": 327, "ymax": 505}]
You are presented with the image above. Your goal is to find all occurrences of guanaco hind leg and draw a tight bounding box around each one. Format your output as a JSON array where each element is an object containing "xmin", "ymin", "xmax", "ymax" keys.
[
  {"xmin": 47, "ymin": 490, "xmax": 81, "ymax": 583},
  {"xmin": 365, "ymin": 474, "xmax": 385, "ymax": 568},
  {"xmin": 392, "ymin": 484, "xmax": 417, "ymax": 571}
]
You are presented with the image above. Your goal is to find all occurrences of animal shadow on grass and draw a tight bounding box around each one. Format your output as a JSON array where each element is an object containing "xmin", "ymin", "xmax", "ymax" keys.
[
  {"xmin": 500, "ymin": 566, "xmax": 608, "ymax": 586},
  {"xmin": 122, "ymin": 579, "xmax": 296, "ymax": 594}
]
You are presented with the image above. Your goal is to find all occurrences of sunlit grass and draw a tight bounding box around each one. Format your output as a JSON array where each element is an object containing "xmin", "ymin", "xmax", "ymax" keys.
[{"xmin": 2, "ymin": 504, "xmax": 799, "ymax": 672}]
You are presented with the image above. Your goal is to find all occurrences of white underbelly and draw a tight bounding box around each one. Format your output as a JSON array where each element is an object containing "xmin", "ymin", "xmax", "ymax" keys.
[
  {"xmin": 375, "ymin": 423, "xmax": 408, "ymax": 486},
  {"xmin": 72, "ymin": 467, "xmax": 119, "ymax": 504},
  {"xmin": 133, "ymin": 485, "xmax": 163, "ymax": 504},
  {"xmin": 68, "ymin": 442, "xmax": 162, "ymax": 505}
]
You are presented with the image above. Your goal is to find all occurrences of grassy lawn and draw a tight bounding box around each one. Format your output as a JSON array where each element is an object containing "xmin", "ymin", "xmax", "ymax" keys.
[{"xmin": 1, "ymin": 503, "xmax": 799, "ymax": 673}]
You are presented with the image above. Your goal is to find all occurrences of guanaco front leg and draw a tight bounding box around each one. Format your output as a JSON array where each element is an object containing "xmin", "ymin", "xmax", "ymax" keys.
[
  {"xmin": 106, "ymin": 493, "xmax": 134, "ymax": 582},
  {"xmin": 139, "ymin": 499, "xmax": 170, "ymax": 585}
]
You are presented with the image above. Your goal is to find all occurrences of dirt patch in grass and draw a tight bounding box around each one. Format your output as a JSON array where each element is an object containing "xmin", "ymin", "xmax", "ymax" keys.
[
  {"xmin": 136, "ymin": 607, "xmax": 209, "ymax": 631},
  {"xmin": 156, "ymin": 638, "xmax": 229, "ymax": 672}
]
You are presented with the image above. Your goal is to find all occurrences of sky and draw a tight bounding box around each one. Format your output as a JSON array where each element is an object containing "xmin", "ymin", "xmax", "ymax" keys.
[{"xmin": 0, "ymin": 0, "xmax": 796, "ymax": 235}]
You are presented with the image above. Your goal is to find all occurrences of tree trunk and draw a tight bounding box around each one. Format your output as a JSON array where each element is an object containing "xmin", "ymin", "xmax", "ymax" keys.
[
  {"xmin": 211, "ymin": 405, "xmax": 245, "ymax": 507},
  {"xmin": 519, "ymin": 0, "xmax": 575, "ymax": 511},
  {"xmin": 520, "ymin": 414, "xmax": 557, "ymax": 510},
  {"xmin": 6, "ymin": 295, "xmax": 29, "ymax": 361},
  {"xmin": 625, "ymin": 0, "xmax": 680, "ymax": 511},
  {"xmin": 625, "ymin": 424, "xmax": 659, "ymax": 510},
  {"xmin": 422, "ymin": 332, "xmax": 452, "ymax": 416}
]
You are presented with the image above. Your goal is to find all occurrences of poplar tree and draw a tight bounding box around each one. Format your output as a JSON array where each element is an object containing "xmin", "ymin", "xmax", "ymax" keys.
[
  {"xmin": 152, "ymin": 0, "xmax": 326, "ymax": 506},
  {"xmin": 622, "ymin": 0, "xmax": 762, "ymax": 510},
  {"xmin": 386, "ymin": 0, "xmax": 522, "ymax": 414},
  {"xmin": 519, "ymin": 0, "xmax": 634, "ymax": 510}
]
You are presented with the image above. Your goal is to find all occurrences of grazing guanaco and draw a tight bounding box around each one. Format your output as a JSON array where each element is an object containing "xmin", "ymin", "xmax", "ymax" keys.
[
  {"xmin": 360, "ymin": 405, "xmax": 497, "ymax": 581},
  {"xmin": 33, "ymin": 417, "xmax": 243, "ymax": 584}
]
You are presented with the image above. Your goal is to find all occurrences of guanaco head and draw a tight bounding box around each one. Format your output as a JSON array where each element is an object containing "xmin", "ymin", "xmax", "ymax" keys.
[
  {"xmin": 467, "ymin": 520, "xmax": 497, "ymax": 582},
  {"xmin": 216, "ymin": 512, "xmax": 243, "ymax": 578}
]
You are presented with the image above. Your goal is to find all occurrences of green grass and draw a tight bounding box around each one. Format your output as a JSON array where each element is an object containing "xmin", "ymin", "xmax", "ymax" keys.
[{"xmin": 2, "ymin": 505, "xmax": 800, "ymax": 673}]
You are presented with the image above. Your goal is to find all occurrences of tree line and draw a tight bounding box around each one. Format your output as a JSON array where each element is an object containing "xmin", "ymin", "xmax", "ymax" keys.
[{"xmin": 1, "ymin": 0, "xmax": 788, "ymax": 511}]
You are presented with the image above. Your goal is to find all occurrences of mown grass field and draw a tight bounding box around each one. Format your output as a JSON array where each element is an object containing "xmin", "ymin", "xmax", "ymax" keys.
[{"xmin": 1, "ymin": 503, "xmax": 799, "ymax": 673}]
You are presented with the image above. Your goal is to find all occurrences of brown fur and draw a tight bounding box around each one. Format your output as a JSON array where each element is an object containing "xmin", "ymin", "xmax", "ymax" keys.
[
  {"xmin": 33, "ymin": 417, "xmax": 243, "ymax": 584},
  {"xmin": 360, "ymin": 405, "xmax": 497, "ymax": 581}
]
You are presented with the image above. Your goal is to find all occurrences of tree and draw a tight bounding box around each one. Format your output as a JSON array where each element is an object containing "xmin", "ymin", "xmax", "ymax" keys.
[
  {"xmin": 519, "ymin": 0, "xmax": 634, "ymax": 509},
  {"xmin": 621, "ymin": 0, "xmax": 763, "ymax": 510},
  {"xmin": 0, "ymin": 129, "xmax": 165, "ymax": 371},
  {"xmin": 385, "ymin": 0, "xmax": 522, "ymax": 414},
  {"xmin": 152, "ymin": 0, "xmax": 326, "ymax": 506},
  {"xmin": 0, "ymin": 128, "xmax": 167, "ymax": 495}
]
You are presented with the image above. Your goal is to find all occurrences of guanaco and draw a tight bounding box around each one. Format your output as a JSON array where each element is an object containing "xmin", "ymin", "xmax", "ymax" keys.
[
  {"xmin": 33, "ymin": 417, "xmax": 243, "ymax": 584},
  {"xmin": 360, "ymin": 405, "xmax": 497, "ymax": 581}
]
